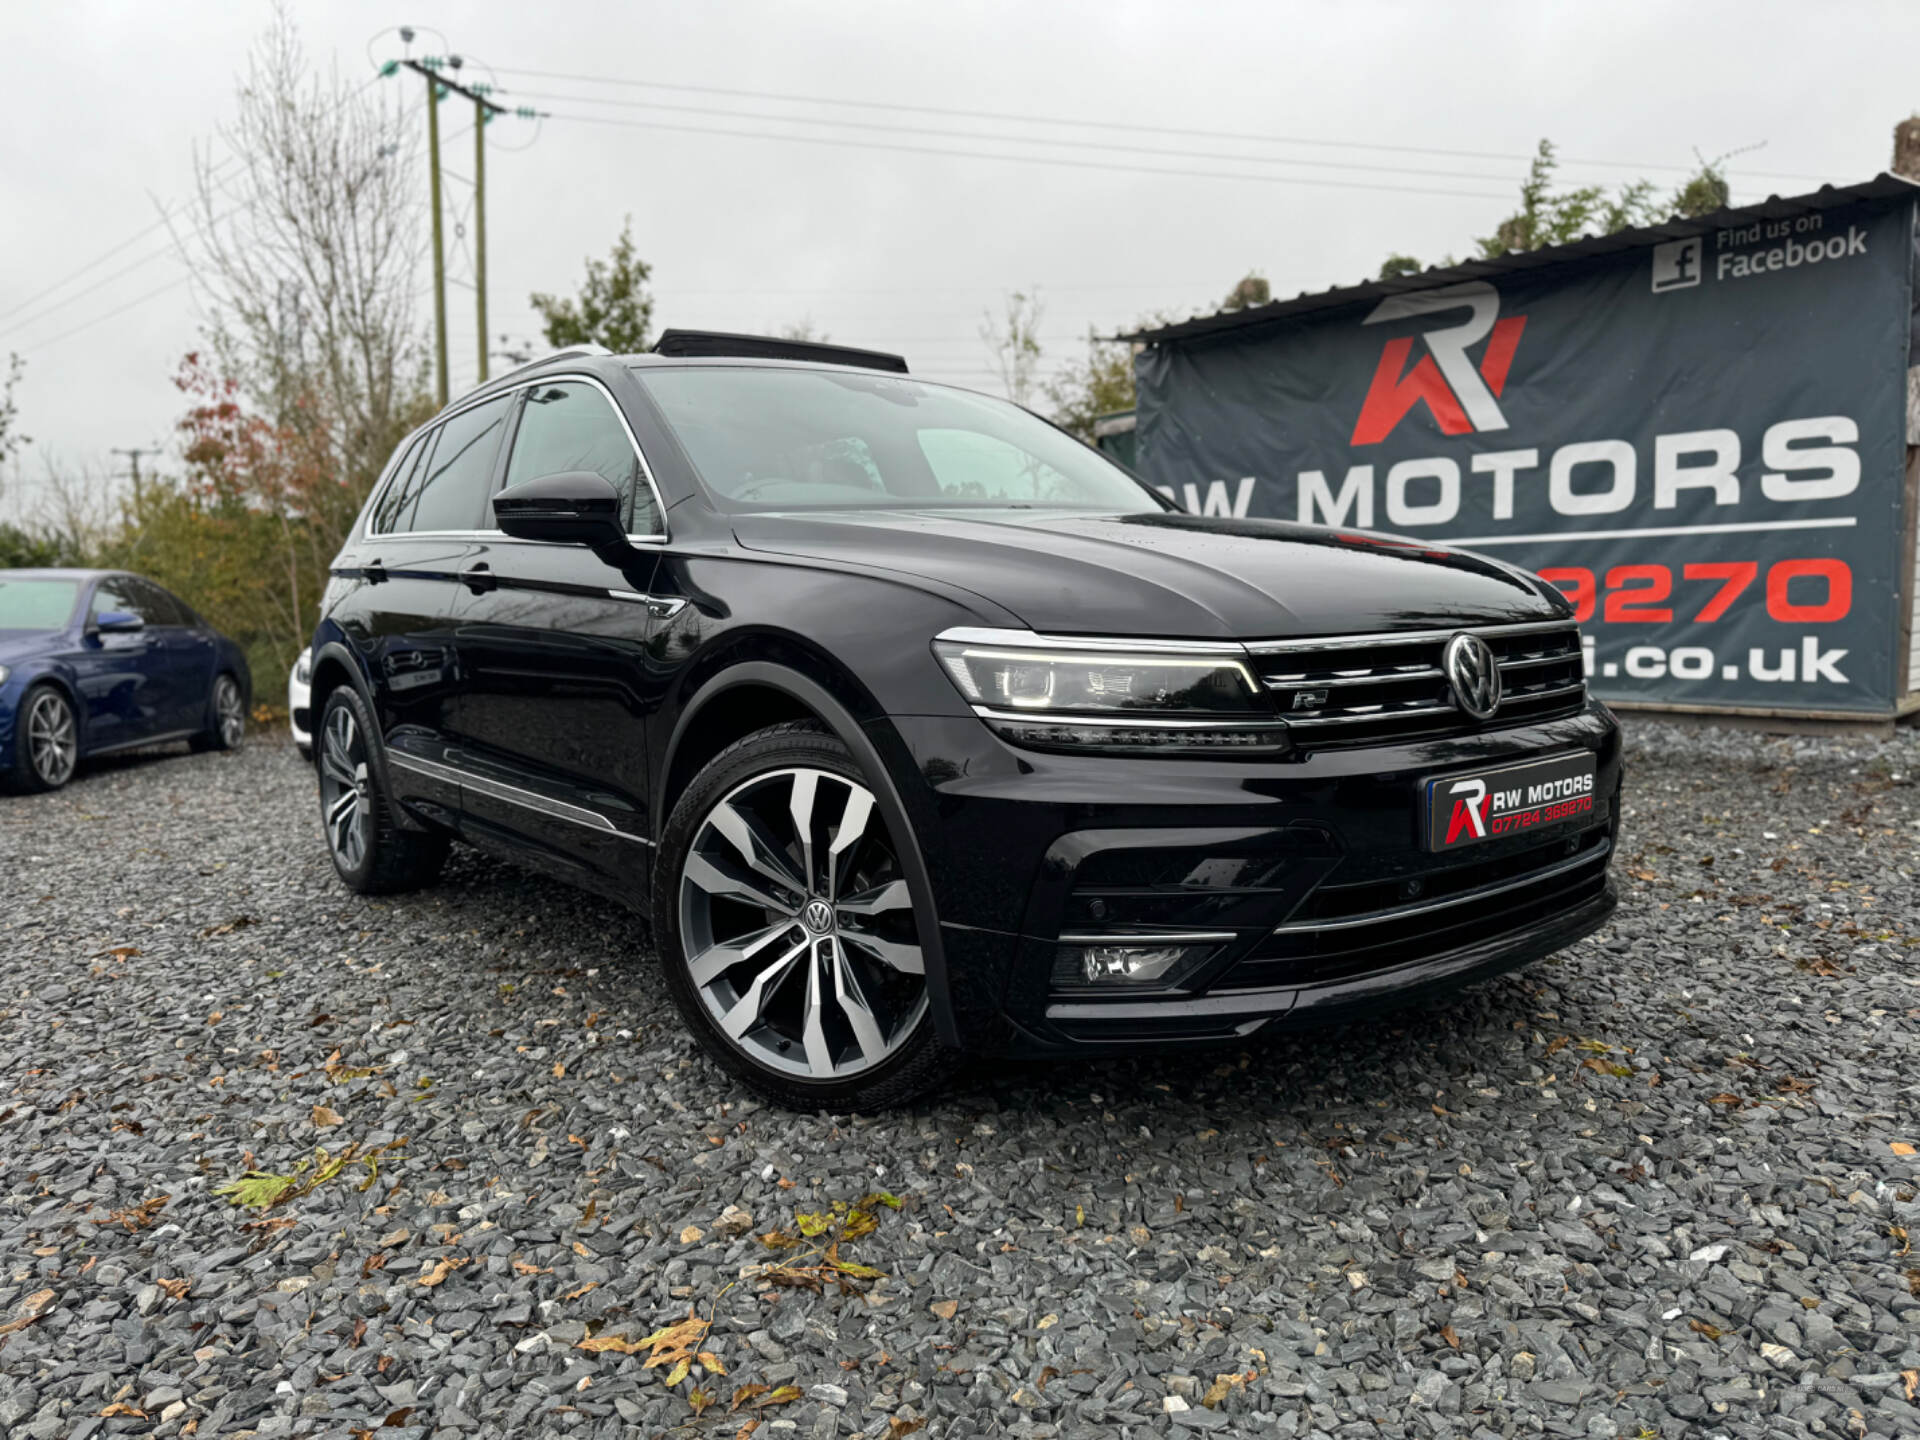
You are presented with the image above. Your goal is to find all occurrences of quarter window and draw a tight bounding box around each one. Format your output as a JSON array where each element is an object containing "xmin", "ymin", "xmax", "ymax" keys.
[
  {"xmin": 372, "ymin": 434, "xmax": 432, "ymax": 534},
  {"xmin": 506, "ymin": 381, "xmax": 661, "ymax": 535},
  {"xmin": 406, "ymin": 396, "xmax": 515, "ymax": 533}
]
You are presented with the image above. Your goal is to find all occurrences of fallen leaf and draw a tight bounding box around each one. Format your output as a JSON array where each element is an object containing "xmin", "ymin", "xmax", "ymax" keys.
[
  {"xmin": 929, "ymin": 1299, "xmax": 958, "ymax": 1321},
  {"xmin": 680, "ymin": 1224, "xmax": 705, "ymax": 1244},
  {"xmin": 0, "ymin": 1289, "xmax": 55, "ymax": 1336},
  {"xmin": 885, "ymin": 1419, "xmax": 926, "ymax": 1439},
  {"xmin": 416, "ymin": 1257, "xmax": 468, "ymax": 1287},
  {"xmin": 312, "ymin": 1104, "xmax": 345, "ymax": 1129},
  {"xmin": 689, "ymin": 1389, "xmax": 716, "ymax": 1416},
  {"xmin": 552, "ymin": 1061, "xmax": 566, "ymax": 1078},
  {"xmin": 513, "ymin": 1260, "xmax": 551, "ymax": 1276},
  {"xmin": 755, "ymin": 1386, "xmax": 803, "ymax": 1408},
  {"xmin": 1904, "ymin": 1369, "xmax": 1919, "ymax": 1403},
  {"xmin": 1440, "ymin": 1323, "xmax": 1460, "ymax": 1350},
  {"xmin": 1892, "ymin": 1143, "xmax": 1917, "ymax": 1156},
  {"xmin": 1689, "ymin": 1318, "xmax": 1724, "ymax": 1340},
  {"xmin": 728, "ymin": 1385, "xmax": 770, "ymax": 1412},
  {"xmin": 565, "ymin": 1281, "xmax": 598, "ymax": 1301},
  {"xmin": 156, "ymin": 1277, "xmax": 189, "ymax": 1301},
  {"xmin": 698, "ymin": 1351, "xmax": 728, "ymax": 1376},
  {"xmin": 100, "ymin": 1403, "xmax": 147, "ymax": 1419}
]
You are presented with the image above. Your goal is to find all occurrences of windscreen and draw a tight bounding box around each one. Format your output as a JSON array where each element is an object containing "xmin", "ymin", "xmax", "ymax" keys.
[
  {"xmin": 0, "ymin": 578, "xmax": 81, "ymax": 630},
  {"xmin": 634, "ymin": 366, "xmax": 1160, "ymax": 512}
]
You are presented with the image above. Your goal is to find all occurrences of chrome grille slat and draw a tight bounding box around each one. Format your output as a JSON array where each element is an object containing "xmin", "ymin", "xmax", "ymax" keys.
[{"xmin": 1255, "ymin": 621, "xmax": 1587, "ymax": 747}]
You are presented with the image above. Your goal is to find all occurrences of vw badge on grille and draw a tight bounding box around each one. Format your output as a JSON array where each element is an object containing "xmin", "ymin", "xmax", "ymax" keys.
[{"xmin": 1444, "ymin": 633, "xmax": 1501, "ymax": 719}]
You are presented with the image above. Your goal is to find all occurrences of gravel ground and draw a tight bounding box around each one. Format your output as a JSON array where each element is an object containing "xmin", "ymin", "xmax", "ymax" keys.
[{"xmin": 2, "ymin": 720, "xmax": 1918, "ymax": 1440}]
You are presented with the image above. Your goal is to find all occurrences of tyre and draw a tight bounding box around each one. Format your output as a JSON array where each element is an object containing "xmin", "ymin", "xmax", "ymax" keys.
[
  {"xmin": 189, "ymin": 672, "xmax": 247, "ymax": 753},
  {"xmin": 4, "ymin": 684, "xmax": 79, "ymax": 793},
  {"xmin": 655, "ymin": 721, "xmax": 958, "ymax": 1111},
  {"xmin": 315, "ymin": 685, "xmax": 449, "ymax": 894}
]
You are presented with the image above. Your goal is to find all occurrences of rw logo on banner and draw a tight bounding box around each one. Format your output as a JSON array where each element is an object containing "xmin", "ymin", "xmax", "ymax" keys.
[{"xmin": 1350, "ymin": 282, "xmax": 1528, "ymax": 446}]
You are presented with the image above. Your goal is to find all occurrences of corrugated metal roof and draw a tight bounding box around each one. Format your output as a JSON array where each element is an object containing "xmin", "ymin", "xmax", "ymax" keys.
[{"xmin": 1126, "ymin": 172, "xmax": 1920, "ymax": 347}]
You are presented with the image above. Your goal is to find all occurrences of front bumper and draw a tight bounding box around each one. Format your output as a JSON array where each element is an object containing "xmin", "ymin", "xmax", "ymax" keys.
[{"xmin": 882, "ymin": 699, "xmax": 1621, "ymax": 1056}]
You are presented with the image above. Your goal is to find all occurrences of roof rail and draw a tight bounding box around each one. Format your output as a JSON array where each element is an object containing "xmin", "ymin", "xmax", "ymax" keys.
[
  {"xmin": 651, "ymin": 329, "xmax": 909, "ymax": 374},
  {"xmin": 458, "ymin": 343, "xmax": 615, "ymax": 399}
]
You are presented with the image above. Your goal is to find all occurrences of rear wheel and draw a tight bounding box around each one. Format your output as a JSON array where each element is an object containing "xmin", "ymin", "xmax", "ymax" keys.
[
  {"xmin": 316, "ymin": 686, "xmax": 448, "ymax": 893},
  {"xmin": 656, "ymin": 721, "xmax": 957, "ymax": 1111},
  {"xmin": 190, "ymin": 672, "xmax": 246, "ymax": 753},
  {"xmin": 4, "ymin": 684, "xmax": 79, "ymax": 793}
]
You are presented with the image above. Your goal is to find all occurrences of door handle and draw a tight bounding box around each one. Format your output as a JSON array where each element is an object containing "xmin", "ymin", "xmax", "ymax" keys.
[
  {"xmin": 363, "ymin": 558, "xmax": 387, "ymax": 583},
  {"xmin": 460, "ymin": 564, "xmax": 496, "ymax": 594}
]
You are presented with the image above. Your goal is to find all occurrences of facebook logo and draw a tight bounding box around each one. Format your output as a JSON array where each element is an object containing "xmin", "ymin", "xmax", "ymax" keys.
[{"xmin": 1650, "ymin": 238, "xmax": 1703, "ymax": 293}]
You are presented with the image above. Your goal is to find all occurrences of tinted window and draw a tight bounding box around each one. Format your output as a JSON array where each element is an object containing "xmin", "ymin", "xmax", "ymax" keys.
[
  {"xmin": 372, "ymin": 434, "xmax": 432, "ymax": 534},
  {"xmin": 633, "ymin": 367, "xmax": 1156, "ymax": 512},
  {"xmin": 90, "ymin": 578, "xmax": 142, "ymax": 622},
  {"xmin": 124, "ymin": 577, "xmax": 188, "ymax": 625},
  {"xmin": 405, "ymin": 396, "xmax": 514, "ymax": 533},
  {"xmin": 506, "ymin": 381, "xmax": 660, "ymax": 534},
  {"xmin": 0, "ymin": 578, "xmax": 81, "ymax": 629}
]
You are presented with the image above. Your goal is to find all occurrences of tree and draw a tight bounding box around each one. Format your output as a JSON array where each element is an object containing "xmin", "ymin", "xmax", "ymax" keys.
[
  {"xmin": 1220, "ymin": 273, "xmax": 1271, "ymax": 312},
  {"xmin": 1046, "ymin": 331, "xmax": 1136, "ymax": 445},
  {"xmin": 182, "ymin": 5, "xmax": 427, "ymax": 497},
  {"xmin": 1381, "ymin": 139, "xmax": 1736, "ymax": 273},
  {"xmin": 0, "ymin": 353, "xmax": 26, "ymax": 471},
  {"xmin": 979, "ymin": 289, "xmax": 1046, "ymax": 408},
  {"xmin": 530, "ymin": 218, "xmax": 655, "ymax": 354}
]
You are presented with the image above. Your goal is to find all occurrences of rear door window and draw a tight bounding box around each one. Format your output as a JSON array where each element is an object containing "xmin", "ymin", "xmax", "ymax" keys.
[
  {"xmin": 124, "ymin": 577, "xmax": 187, "ymax": 625},
  {"xmin": 505, "ymin": 381, "xmax": 661, "ymax": 535},
  {"xmin": 405, "ymin": 396, "xmax": 515, "ymax": 533}
]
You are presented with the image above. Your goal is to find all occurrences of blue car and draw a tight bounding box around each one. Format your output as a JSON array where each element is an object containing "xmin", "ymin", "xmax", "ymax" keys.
[{"xmin": 0, "ymin": 568, "xmax": 252, "ymax": 793}]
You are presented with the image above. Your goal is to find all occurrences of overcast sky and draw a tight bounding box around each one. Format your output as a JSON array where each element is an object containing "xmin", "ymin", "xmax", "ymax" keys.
[{"xmin": 2, "ymin": 1, "xmax": 1916, "ymax": 517}]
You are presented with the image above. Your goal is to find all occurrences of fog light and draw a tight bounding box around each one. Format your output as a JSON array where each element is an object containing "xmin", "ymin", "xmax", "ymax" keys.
[{"xmin": 1050, "ymin": 937, "xmax": 1222, "ymax": 989}]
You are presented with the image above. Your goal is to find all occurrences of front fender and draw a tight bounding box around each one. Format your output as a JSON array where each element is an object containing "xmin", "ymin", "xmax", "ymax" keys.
[{"xmin": 659, "ymin": 659, "xmax": 962, "ymax": 1049}]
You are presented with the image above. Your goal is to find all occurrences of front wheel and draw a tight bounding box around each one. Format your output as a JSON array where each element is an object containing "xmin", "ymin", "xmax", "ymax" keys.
[
  {"xmin": 190, "ymin": 672, "xmax": 246, "ymax": 753},
  {"xmin": 4, "ymin": 684, "xmax": 79, "ymax": 793},
  {"xmin": 316, "ymin": 686, "xmax": 448, "ymax": 894},
  {"xmin": 655, "ymin": 721, "xmax": 957, "ymax": 1111}
]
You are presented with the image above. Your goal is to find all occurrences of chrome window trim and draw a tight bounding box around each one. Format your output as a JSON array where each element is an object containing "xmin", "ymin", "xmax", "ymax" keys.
[
  {"xmin": 388, "ymin": 751, "xmax": 653, "ymax": 845},
  {"xmin": 364, "ymin": 370, "xmax": 671, "ymax": 545}
]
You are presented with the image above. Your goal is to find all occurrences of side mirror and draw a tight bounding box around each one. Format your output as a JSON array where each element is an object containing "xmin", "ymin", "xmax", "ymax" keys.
[
  {"xmin": 492, "ymin": 471, "xmax": 629, "ymax": 549},
  {"xmin": 94, "ymin": 610, "xmax": 145, "ymax": 633}
]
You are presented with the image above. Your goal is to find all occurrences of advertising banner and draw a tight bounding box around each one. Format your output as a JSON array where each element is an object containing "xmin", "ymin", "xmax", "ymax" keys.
[{"xmin": 1135, "ymin": 198, "xmax": 1915, "ymax": 714}]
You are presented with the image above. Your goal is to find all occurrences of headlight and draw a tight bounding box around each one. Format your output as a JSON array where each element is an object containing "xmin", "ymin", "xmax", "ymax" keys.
[
  {"xmin": 932, "ymin": 631, "xmax": 1287, "ymax": 753},
  {"xmin": 293, "ymin": 649, "xmax": 312, "ymax": 684},
  {"xmin": 0, "ymin": 665, "xmax": 10, "ymax": 687}
]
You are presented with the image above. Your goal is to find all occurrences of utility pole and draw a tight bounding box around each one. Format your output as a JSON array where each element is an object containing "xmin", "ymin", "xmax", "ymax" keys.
[
  {"xmin": 110, "ymin": 446, "xmax": 159, "ymax": 506},
  {"xmin": 423, "ymin": 67, "xmax": 448, "ymax": 407},
  {"xmin": 472, "ymin": 97, "xmax": 487, "ymax": 385},
  {"xmin": 385, "ymin": 55, "xmax": 525, "ymax": 400}
]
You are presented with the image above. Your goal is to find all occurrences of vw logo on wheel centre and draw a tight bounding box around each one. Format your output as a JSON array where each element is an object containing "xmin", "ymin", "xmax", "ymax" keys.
[
  {"xmin": 803, "ymin": 899, "xmax": 836, "ymax": 934},
  {"xmin": 1444, "ymin": 633, "xmax": 1502, "ymax": 719}
]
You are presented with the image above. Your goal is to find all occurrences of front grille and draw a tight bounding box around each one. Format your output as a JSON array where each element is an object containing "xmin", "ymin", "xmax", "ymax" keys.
[
  {"xmin": 1219, "ymin": 825, "xmax": 1611, "ymax": 990},
  {"xmin": 1251, "ymin": 621, "xmax": 1586, "ymax": 748}
]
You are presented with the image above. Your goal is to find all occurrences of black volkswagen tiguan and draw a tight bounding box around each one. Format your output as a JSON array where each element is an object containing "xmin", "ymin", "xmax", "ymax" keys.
[{"xmin": 307, "ymin": 332, "xmax": 1620, "ymax": 1108}]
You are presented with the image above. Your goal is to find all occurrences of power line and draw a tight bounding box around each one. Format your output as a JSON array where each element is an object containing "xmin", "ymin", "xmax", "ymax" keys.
[
  {"xmin": 490, "ymin": 64, "xmax": 1828, "ymax": 184},
  {"xmin": 542, "ymin": 110, "xmax": 1515, "ymax": 201},
  {"xmin": 16, "ymin": 275, "xmax": 194, "ymax": 353},
  {"xmin": 508, "ymin": 89, "xmax": 1535, "ymax": 186}
]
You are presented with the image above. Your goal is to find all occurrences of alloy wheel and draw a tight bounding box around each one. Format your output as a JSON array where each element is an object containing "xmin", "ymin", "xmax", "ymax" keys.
[
  {"xmin": 26, "ymin": 691, "xmax": 77, "ymax": 787},
  {"xmin": 678, "ymin": 766, "xmax": 927, "ymax": 1080},
  {"xmin": 215, "ymin": 674, "xmax": 245, "ymax": 748},
  {"xmin": 318, "ymin": 703, "xmax": 371, "ymax": 870}
]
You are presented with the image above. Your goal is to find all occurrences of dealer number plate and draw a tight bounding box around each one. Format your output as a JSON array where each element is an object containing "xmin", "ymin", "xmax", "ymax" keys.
[{"xmin": 1423, "ymin": 751, "xmax": 1596, "ymax": 852}]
